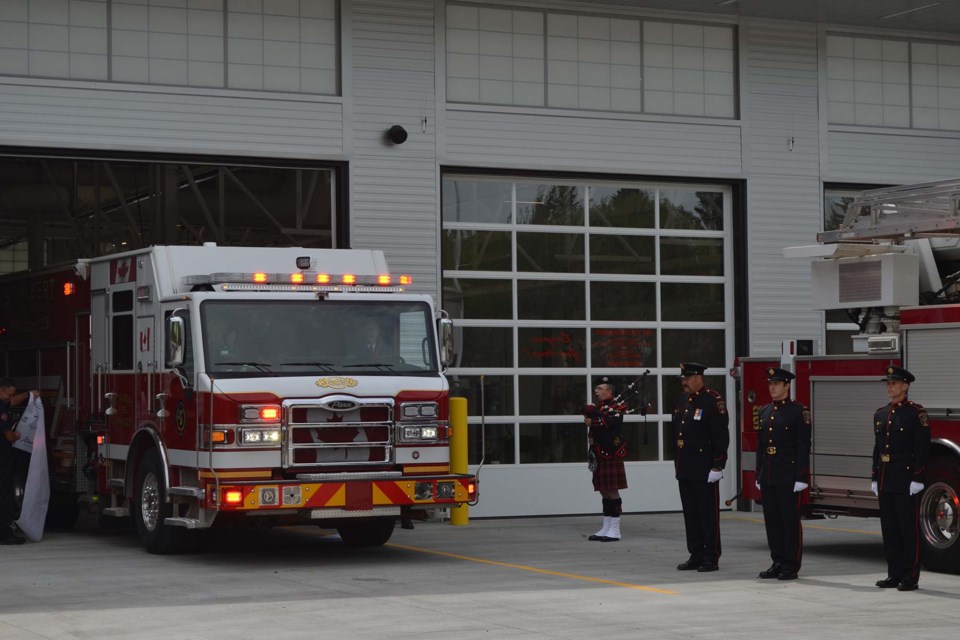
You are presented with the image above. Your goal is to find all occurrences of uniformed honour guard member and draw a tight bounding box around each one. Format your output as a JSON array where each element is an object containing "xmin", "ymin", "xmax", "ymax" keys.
[
  {"xmin": 672, "ymin": 363, "xmax": 729, "ymax": 572},
  {"xmin": 872, "ymin": 366, "xmax": 930, "ymax": 592},
  {"xmin": 584, "ymin": 376, "xmax": 627, "ymax": 542},
  {"xmin": 754, "ymin": 367, "xmax": 811, "ymax": 581}
]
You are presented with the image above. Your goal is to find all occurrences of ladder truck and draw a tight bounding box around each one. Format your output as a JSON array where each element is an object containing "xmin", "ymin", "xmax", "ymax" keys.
[{"xmin": 736, "ymin": 178, "xmax": 960, "ymax": 573}]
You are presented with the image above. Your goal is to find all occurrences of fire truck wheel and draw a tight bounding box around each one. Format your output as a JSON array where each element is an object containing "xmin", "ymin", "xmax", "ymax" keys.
[
  {"xmin": 132, "ymin": 449, "xmax": 184, "ymax": 554},
  {"xmin": 336, "ymin": 517, "xmax": 395, "ymax": 547},
  {"xmin": 920, "ymin": 457, "xmax": 960, "ymax": 574}
]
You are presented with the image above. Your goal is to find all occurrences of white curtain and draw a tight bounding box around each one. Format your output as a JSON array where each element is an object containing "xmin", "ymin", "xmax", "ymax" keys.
[{"xmin": 14, "ymin": 398, "xmax": 49, "ymax": 542}]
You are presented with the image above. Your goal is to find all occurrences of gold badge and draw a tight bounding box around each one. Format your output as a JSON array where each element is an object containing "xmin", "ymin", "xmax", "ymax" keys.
[
  {"xmin": 887, "ymin": 367, "xmax": 894, "ymax": 375},
  {"xmin": 767, "ymin": 368, "xmax": 775, "ymax": 376},
  {"xmin": 881, "ymin": 454, "xmax": 890, "ymax": 462},
  {"xmin": 315, "ymin": 377, "xmax": 359, "ymax": 389},
  {"xmin": 677, "ymin": 439, "xmax": 684, "ymax": 448}
]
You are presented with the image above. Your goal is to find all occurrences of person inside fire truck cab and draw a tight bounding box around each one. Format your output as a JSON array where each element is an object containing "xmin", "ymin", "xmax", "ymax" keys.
[
  {"xmin": 872, "ymin": 366, "xmax": 930, "ymax": 592},
  {"xmin": 347, "ymin": 316, "xmax": 393, "ymax": 364},
  {"xmin": 671, "ymin": 362, "xmax": 729, "ymax": 572},
  {"xmin": 0, "ymin": 379, "xmax": 39, "ymax": 545},
  {"xmin": 584, "ymin": 376, "xmax": 627, "ymax": 542},
  {"xmin": 754, "ymin": 367, "xmax": 811, "ymax": 581}
]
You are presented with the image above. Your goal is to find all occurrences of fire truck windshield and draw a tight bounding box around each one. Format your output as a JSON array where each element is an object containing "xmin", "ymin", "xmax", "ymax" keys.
[{"xmin": 200, "ymin": 299, "xmax": 439, "ymax": 377}]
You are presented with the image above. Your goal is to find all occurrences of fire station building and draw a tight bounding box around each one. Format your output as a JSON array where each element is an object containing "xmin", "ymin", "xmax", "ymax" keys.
[{"xmin": 1, "ymin": 0, "xmax": 959, "ymax": 517}]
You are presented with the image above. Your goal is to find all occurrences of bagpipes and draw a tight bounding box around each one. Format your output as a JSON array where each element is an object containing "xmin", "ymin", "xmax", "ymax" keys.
[{"xmin": 582, "ymin": 370, "xmax": 652, "ymax": 419}]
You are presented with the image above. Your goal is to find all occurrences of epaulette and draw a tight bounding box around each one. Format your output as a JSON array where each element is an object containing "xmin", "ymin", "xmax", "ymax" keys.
[
  {"xmin": 706, "ymin": 388, "xmax": 722, "ymax": 399},
  {"xmin": 907, "ymin": 400, "xmax": 925, "ymax": 410}
]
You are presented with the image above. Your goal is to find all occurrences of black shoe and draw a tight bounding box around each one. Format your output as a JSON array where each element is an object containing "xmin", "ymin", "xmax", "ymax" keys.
[
  {"xmin": 758, "ymin": 564, "xmax": 782, "ymax": 579},
  {"xmin": 897, "ymin": 581, "xmax": 919, "ymax": 591},
  {"xmin": 400, "ymin": 519, "xmax": 415, "ymax": 530},
  {"xmin": 677, "ymin": 559, "xmax": 701, "ymax": 571},
  {"xmin": 0, "ymin": 533, "xmax": 25, "ymax": 546},
  {"xmin": 777, "ymin": 570, "xmax": 799, "ymax": 581},
  {"xmin": 876, "ymin": 577, "xmax": 900, "ymax": 588},
  {"xmin": 588, "ymin": 534, "xmax": 609, "ymax": 541},
  {"xmin": 599, "ymin": 536, "xmax": 620, "ymax": 542},
  {"xmin": 697, "ymin": 563, "xmax": 719, "ymax": 572}
]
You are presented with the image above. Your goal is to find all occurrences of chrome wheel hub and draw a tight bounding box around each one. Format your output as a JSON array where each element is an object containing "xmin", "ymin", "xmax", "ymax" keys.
[
  {"xmin": 140, "ymin": 471, "xmax": 160, "ymax": 532},
  {"xmin": 920, "ymin": 481, "xmax": 960, "ymax": 550}
]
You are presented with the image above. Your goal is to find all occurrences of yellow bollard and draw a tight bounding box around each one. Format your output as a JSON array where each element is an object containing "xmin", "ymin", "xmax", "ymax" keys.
[{"xmin": 449, "ymin": 396, "xmax": 469, "ymax": 526}]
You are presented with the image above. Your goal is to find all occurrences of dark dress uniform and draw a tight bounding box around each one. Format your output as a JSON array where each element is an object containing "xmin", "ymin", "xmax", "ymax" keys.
[
  {"xmin": 0, "ymin": 399, "xmax": 21, "ymax": 543},
  {"xmin": 672, "ymin": 363, "xmax": 729, "ymax": 570},
  {"xmin": 589, "ymin": 396, "xmax": 627, "ymax": 494},
  {"xmin": 873, "ymin": 366, "xmax": 930, "ymax": 590},
  {"xmin": 756, "ymin": 368, "xmax": 811, "ymax": 579}
]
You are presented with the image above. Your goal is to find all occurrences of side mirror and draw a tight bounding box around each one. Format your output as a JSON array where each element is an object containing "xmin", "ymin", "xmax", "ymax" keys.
[
  {"xmin": 167, "ymin": 316, "xmax": 185, "ymax": 368},
  {"xmin": 438, "ymin": 316, "xmax": 455, "ymax": 371}
]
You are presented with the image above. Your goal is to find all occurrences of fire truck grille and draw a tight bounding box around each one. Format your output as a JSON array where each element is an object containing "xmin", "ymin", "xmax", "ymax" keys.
[{"xmin": 284, "ymin": 402, "xmax": 394, "ymax": 468}]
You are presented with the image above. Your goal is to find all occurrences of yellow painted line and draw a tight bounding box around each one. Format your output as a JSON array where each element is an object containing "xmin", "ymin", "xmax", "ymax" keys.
[
  {"xmin": 387, "ymin": 543, "xmax": 678, "ymax": 594},
  {"xmin": 728, "ymin": 515, "xmax": 881, "ymax": 536}
]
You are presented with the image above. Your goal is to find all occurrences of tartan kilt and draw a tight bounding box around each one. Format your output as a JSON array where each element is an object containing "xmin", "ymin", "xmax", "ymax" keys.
[{"xmin": 592, "ymin": 456, "xmax": 627, "ymax": 492}]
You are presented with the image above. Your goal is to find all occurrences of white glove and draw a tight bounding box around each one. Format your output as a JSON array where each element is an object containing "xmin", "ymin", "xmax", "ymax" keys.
[
  {"xmin": 754, "ymin": 481, "xmax": 761, "ymax": 492},
  {"xmin": 707, "ymin": 469, "xmax": 723, "ymax": 483},
  {"xmin": 793, "ymin": 482, "xmax": 808, "ymax": 493},
  {"xmin": 871, "ymin": 481, "xmax": 878, "ymax": 497},
  {"xmin": 909, "ymin": 481, "xmax": 924, "ymax": 496}
]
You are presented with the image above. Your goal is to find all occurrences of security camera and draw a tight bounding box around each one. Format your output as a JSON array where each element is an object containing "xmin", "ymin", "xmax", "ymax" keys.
[{"xmin": 386, "ymin": 125, "xmax": 408, "ymax": 145}]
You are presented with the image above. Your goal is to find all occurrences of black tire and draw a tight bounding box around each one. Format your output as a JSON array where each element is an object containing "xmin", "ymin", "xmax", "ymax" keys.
[
  {"xmin": 337, "ymin": 517, "xmax": 396, "ymax": 547},
  {"xmin": 920, "ymin": 457, "xmax": 960, "ymax": 574},
  {"xmin": 132, "ymin": 449, "xmax": 184, "ymax": 554},
  {"xmin": 45, "ymin": 491, "xmax": 80, "ymax": 530}
]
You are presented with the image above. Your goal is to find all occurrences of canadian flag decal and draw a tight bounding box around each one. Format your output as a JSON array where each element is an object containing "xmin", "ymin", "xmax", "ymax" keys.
[{"xmin": 110, "ymin": 258, "xmax": 134, "ymax": 284}]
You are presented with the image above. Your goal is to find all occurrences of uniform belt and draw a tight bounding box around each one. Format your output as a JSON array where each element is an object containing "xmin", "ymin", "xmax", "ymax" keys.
[
  {"xmin": 879, "ymin": 453, "xmax": 912, "ymax": 463},
  {"xmin": 766, "ymin": 446, "xmax": 776, "ymax": 455}
]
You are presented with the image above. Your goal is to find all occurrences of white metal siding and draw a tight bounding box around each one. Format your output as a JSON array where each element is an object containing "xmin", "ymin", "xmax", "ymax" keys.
[
  {"xmin": 743, "ymin": 20, "xmax": 823, "ymax": 356},
  {"xmin": 349, "ymin": 0, "xmax": 441, "ymax": 298},
  {"xmin": 444, "ymin": 108, "xmax": 743, "ymax": 177},
  {"xmin": 827, "ymin": 130, "xmax": 960, "ymax": 185},
  {"xmin": 0, "ymin": 78, "xmax": 344, "ymax": 159}
]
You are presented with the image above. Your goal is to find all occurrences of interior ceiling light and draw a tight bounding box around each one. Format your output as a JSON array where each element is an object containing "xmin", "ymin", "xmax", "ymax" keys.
[{"xmin": 880, "ymin": 2, "xmax": 941, "ymax": 20}]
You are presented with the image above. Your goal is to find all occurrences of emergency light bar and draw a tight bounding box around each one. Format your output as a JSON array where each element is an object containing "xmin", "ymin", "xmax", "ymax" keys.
[{"xmin": 183, "ymin": 272, "xmax": 412, "ymax": 291}]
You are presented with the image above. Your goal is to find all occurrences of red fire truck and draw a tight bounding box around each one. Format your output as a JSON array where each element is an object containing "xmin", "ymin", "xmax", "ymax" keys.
[
  {"xmin": 0, "ymin": 244, "xmax": 475, "ymax": 553},
  {"xmin": 736, "ymin": 178, "xmax": 960, "ymax": 573}
]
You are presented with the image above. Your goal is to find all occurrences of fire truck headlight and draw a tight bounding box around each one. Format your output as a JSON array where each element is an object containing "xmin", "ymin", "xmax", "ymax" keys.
[
  {"xmin": 240, "ymin": 428, "xmax": 281, "ymax": 446},
  {"xmin": 400, "ymin": 402, "xmax": 439, "ymax": 420},
  {"xmin": 401, "ymin": 425, "xmax": 440, "ymax": 442}
]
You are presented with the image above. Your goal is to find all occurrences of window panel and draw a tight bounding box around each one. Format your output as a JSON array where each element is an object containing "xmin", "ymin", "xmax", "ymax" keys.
[
  {"xmin": 516, "ymin": 232, "xmax": 583, "ymax": 273},
  {"xmin": 516, "ymin": 183, "xmax": 583, "ymax": 225},
  {"xmin": 519, "ymin": 375, "xmax": 585, "ymax": 415},
  {"xmin": 517, "ymin": 280, "xmax": 585, "ymax": 320},
  {"xmin": 590, "ymin": 235, "xmax": 655, "ymax": 275},
  {"xmin": 661, "ymin": 282, "xmax": 724, "ymax": 322},
  {"xmin": 458, "ymin": 327, "xmax": 513, "ymax": 367},
  {"xmin": 519, "ymin": 423, "xmax": 588, "ymax": 463},
  {"xmin": 442, "ymin": 230, "xmax": 512, "ymax": 271},
  {"xmin": 442, "ymin": 178, "xmax": 513, "ymax": 224},
  {"xmin": 468, "ymin": 423, "xmax": 516, "ymax": 464},
  {"xmin": 591, "ymin": 328, "xmax": 657, "ymax": 368},
  {"xmin": 659, "ymin": 189, "xmax": 724, "ymax": 230},
  {"xmin": 449, "ymin": 374, "xmax": 515, "ymax": 416},
  {"xmin": 518, "ymin": 327, "xmax": 586, "ymax": 368},
  {"xmin": 621, "ymin": 421, "xmax": 660, "ymax": 461},
  {"xmin": 660, "ymin": 237, "xmax": 723, "ymax": 276},
  {"xmin": 589, "ymin": 186, "xmax": 655, "ymax": 229},
  {"xmin": 661, "ymin": 330, "xmax": 725, "ymax": 370},
  {"xmin": 443, "ymin": 278, "xmax": 513, "ymax": 320},
  {"xmin": 591, "ymin": 281, "xmax": 655, "ymax": 321}
]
